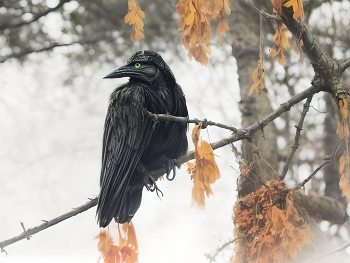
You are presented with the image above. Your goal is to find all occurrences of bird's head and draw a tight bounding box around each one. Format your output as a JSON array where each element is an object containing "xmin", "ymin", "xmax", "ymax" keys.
[{"xmin": 103, "ymin": 50, "xmax": 176, "ymax": 85}]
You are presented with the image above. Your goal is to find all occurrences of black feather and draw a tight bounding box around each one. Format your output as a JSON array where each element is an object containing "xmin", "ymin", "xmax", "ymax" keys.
[{"xmin": 97, "ymin": 51, "xmax": 188, "ymax": 227}]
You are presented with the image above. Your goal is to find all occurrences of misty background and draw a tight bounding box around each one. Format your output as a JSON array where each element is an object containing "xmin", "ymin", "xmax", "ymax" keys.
[{"xmin": 1, "ymin": 0, "xmax": 350, "ymax": 262}]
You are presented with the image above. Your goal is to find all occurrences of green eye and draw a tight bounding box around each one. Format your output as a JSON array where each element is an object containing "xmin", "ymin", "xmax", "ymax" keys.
[{"xmin": 135, "ymin": 63, "xmax": 141, "ymax": 69}]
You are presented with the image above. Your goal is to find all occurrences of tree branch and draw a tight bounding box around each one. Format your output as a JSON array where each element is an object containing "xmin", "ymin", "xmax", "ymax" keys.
[
  {"xmin": 0, "ymin": 197, "xmax": 98, "ymax": 251},
  {"xmin": 280, "ymin": 96, "xmax": 313, "ymax": 179},
  {"xmin": 205, "ymin": 238, "xmax": 237, "ymax": 262},
  {"xmin": 145, "ymin": 112, "xmax": 238, "ymax": 133},
  {"xmin": 0, "ymin": 37, "xmax": 108, "ymax": 63},
  {"xmin": 307, "ymin": 239, "xmax": 350, "ymax": 262},
  {"xmin": 0, "ymin": 0, "xmax": 71, "ymax": 31},
  {"xmin": 149, "ymin": 85, "xmax": 321, "ymax": 181},
  {"xmin": 0, "ymin": 85, "xmax": 322, "ymax": 250},
  {"xmin": 339, "ymin": 58, "xmax": 350, "ymax": 74},
  {"xmin": 296, "ymin": 140, "xmax": 344, "ymax": 189}
]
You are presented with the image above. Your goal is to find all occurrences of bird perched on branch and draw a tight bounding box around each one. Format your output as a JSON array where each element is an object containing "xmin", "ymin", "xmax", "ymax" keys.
[{"xmin": 97, "ymin": 50, "xmax": 188, "ymax": 227}]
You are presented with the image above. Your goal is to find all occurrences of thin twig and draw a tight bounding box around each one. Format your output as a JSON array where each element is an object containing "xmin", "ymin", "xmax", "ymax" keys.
[
  {"xmin": 0, "ymin": 197, "xmax": 98, "ymax": 251},
  {"xmin": 0, "ymin": 0, "xmax": 71, "ymax": 31},
  {"xmin": 145, "ymin": 112, "xmax": 238, "ymax": 133},
  {"xmin": 20, "ymin": 222, "xmax": 30, "ymax": 240},
  {"xmin": 241, "ymin": 0, "xmax": 277, "ymax": 19},
  {"xmin": 295, "ymin": 140, "xmax": 344, "ymax": 189},
  {"xmin": 248, "ymin": 141, "xmax": 278, "ymax": 176},
  {"xmin": 205, "ymin": 238, "xmax": 237, "ymax": 262},
  {"xmin": 0, "ymin": 36, "xmax": 113, "ymax": 63},
  {"xmin": 307, "ymin": 239, "xmax": 350, "ymax": 262},
  {"xmin": 280, "ymin": 96, "xmax": 313, "ymax": 179}
]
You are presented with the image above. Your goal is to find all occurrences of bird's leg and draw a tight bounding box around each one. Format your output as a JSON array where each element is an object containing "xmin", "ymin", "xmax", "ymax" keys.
[
  {"xmin": 157, "ymin": 155, "xmax": 177, "ymax": 181},
  {"xmin": 136, "ymin": 162, "xmax": 163, "ymax": 198}
]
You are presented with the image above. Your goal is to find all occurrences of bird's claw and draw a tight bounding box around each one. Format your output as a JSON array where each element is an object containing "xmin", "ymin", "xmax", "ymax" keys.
[
  {"xmin": 144, "ymin": 174, "xmax": 163, "ymax": 199},
  {"xmin": 165, "ymin": 159, "xmax": 177, "ymax": 181}
]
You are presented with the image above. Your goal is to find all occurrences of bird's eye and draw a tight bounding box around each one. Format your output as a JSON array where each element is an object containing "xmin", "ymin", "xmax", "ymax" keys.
[{"xmin": 135, "ymin": 63, "xmax": 141, "ymax": 69}]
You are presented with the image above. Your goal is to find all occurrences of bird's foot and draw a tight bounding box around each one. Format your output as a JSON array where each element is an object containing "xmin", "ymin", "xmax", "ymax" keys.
[
  {"xmin": 144, "ymin": 174, "xmax": 163, "ymax": 199},
  {"xmin": 165, "ymin": 159, "xmax": 177, "ymax": 181}
]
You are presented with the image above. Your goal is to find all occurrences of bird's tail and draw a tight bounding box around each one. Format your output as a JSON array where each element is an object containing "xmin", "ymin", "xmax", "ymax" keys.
[{"xmin": 115, "ymin": 186, "xmax": 143, "ymax": 224}]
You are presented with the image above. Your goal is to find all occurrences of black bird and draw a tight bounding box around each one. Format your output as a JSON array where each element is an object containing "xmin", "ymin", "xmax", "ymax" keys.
[{"xmin": 97, "ymin": 50, "xmax": 188, "ymax": 227}]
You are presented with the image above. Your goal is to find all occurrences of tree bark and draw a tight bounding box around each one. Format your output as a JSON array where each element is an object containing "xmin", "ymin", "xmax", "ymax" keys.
[{"xmin": 229, "ymin": 0, "xmax": 279, "ymax": 184}]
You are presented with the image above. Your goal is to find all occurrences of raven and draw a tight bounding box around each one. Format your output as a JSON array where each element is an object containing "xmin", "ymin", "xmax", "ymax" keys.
[{"xmin": 97, "ymin": 50, "xmax": 188, "ymax": 228}]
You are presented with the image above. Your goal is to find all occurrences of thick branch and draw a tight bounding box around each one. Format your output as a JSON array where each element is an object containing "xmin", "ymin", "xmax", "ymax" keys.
[
  {"xmin": 0, "ymin": 0, "xmax": 71, "ymax": 31},
  {"xmin": 282, "ymin": 17, "xmax": 324, "ymax": 65},
  {"xmin": 299, "ymin": 193, "xmax": 348, "ymax": 225},
  {"xmin": 339, "ymin": 58, "xmax": 350, "ymax": 74},
  {"xmin": 0, "ymin": 197, "xmax": 98, "ymax": 251},
  {"xmin": 280, "ymin": 96, "xmax": 313, "ymax": 179}
]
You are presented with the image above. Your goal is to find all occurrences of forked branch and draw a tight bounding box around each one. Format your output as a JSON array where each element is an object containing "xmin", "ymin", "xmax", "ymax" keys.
[{"xmin": 280, "ymin": 96, "xmax": 313, "ymax": 179}]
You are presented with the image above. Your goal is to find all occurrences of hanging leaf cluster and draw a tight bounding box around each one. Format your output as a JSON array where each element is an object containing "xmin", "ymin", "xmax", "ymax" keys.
[
  {"xmin": 186, "ymin": 122, "xmax": 221, "ymax": 207},
  {"xmin": 250, "ymin": 16, "xmax": 267, "ymax": 96},
  {"xmin": 95, "ymin": 222, "xmax": 139, "ymax": 263},
  {"xmin": 232, "ymin": 180, "xmax": 312, "ymax": 263},
  {"xmin": 176, "ymin": 0, "xmax": 231, "ymax": 65},
  {"xmin": 269, "ymin": 24, "xmax": 291, "ymax": 65},
  {"xmin": 269, "ymin": 0, "xmax": 304, "ymax": 65},
  {"xmin": 336, "ymin": 99, "xmax": 350, "ymax": 201},
  {"xmin": 124, "ymin": 0, "xmax": 145, "ymax": 42}
]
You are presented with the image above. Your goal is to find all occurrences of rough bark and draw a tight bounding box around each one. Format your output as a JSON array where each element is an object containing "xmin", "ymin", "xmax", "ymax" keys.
[{"xmin": 229, "ymin": 0, "xmax": 279, "ymax": 183}]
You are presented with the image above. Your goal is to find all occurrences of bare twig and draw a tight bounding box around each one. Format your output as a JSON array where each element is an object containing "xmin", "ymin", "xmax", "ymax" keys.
[
  {"xmin": 0, "ymin": 197, "xmax": 98, "ymax": 251},
  {"xmin": 0, "ymin": 38, "xmax": 107, "ymax": 63},
  {"xmin": 295, "ymin": 140, "xmax": 344, "ymax": 189},
  {"xmin": 145, "ymin": 112, "xmax": 238, "ymax": 133},
  {"xmin": 307, "ymin": 239, "xmax": 350, "ymax": 262},
  {"xmin": 0, "ymin": 0, "xmax": 71, "ymax": 31},
  {"xmin": 205, "ymin": 238, "xmax": 237, "ymax": 262},
  {"xmin": 241, "ymin": 0, "xmax": 277, "ymax": 19},
  {"xmin": 248, "ymin": 141, "xmax": 278, "ymax": 176},
  {"xmin": 280, "ymin": 96, "xmax": 313, "ymax": 179},
  {"xmin": 20, "ymin": 222, "xmax": 30, "ymax": 240}
]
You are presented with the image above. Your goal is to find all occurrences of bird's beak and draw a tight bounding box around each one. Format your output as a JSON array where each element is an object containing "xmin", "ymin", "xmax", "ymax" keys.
[{"xmin": 103, "ymin": 65, "xmax": 130, "ymax": 79}]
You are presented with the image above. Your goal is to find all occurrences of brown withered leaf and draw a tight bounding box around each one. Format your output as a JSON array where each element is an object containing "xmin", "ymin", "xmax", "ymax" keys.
[
  {"xmin": 269, "ymin": 24, "xmax": 291, "ymax": 65},
  {"xmin": 95, "ymin": 222, "xmax": 139, "ymax": 263},
  {"xmin": 271, "ymin": 0, "xmax": 284, "ymax": 16},
  {"xmin": 95, "ymin": 228, "xmax": 114, "ymax": 257},
  {"xmin": 187, "ymin": 122, "xmax": 220, "ymax": 207},
  {"xmin": 176, "ymin": 0, "xmax": 231, "ymax": 65},
  {"xmin": 283, "ymin": 0, "xmax": 303, "ymax": 20},
  {"xmin": 249, "ymin": 60, "xmax": 266, "ymax": 96},
  {"xmin": 250, "ymin": 15, "xmax": 267, "ymax": 96},
  {"xmin": 124, "ymin": 0, "xmax": 145, "ymax": 42},
  {"xmin": 233, "ymin": 181, "xmax": 312, "ymax": 263}
]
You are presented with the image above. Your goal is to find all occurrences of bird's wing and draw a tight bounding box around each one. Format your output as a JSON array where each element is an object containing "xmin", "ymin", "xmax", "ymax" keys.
[{"xmin": 97, "ymin": 85, "xmax": 153, "ymax": 227}]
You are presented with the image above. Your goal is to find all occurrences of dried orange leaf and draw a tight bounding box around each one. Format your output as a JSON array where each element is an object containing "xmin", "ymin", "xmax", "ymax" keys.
[
  {"xmin": 269, "ymin": 24, "xmax": 291, "ymax": 65},
  {"xmin": 233, "ymin": 181, "xmax": 312, "ymax": 263},
  {"xmin": 124, "ymin": 0, "xmax": 145, "ymax": 42},
  {"xmin": 189, "ymin": 122, "xmax": 221, "ymax": 207},
  {"xmin": 283, "ymin": 0, "xmax": 304, "ymax": 20}
]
